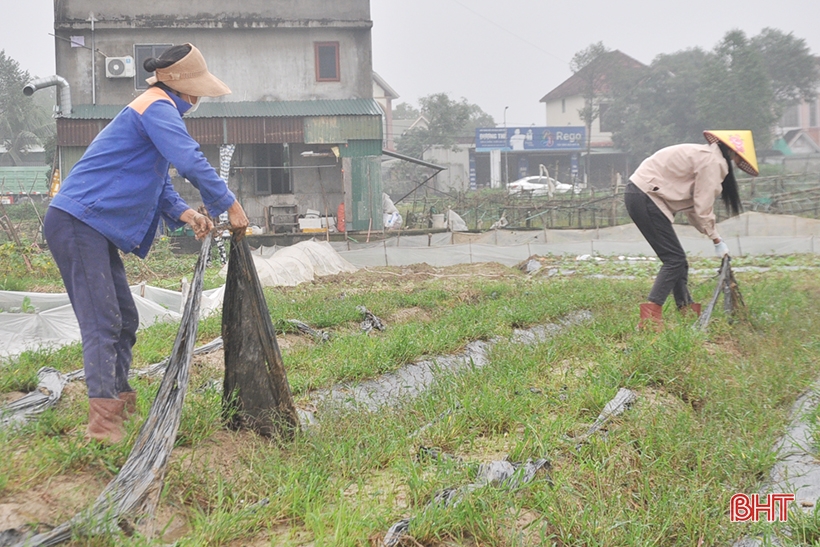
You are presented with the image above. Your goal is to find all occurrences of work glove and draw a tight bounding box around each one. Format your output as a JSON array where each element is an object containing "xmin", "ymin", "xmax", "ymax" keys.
[{"xmin": 714, "ymin": 238, "xmax": 729, "ymax": 257}]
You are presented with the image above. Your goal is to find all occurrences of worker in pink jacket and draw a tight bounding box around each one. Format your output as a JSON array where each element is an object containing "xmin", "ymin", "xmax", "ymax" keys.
[{"xmin": 624, "ymin": 130, "xmax": 759, "ymax": 328}]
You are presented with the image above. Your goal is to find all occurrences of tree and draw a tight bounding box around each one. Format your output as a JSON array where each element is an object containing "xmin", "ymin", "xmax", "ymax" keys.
[
  {"xmin": 609, "ymin": 49, "xmax": 710, "ymax": 159},
  {"xmin": 609, "ymin": 28, "xmax": 816, "ymax": 159},
  {"xmin": 697, "ymin": 30, "xmax": 776, "ymax": 148},
  {"xmin": 396, "ymin": 92, "xmax": 494, "ymax": 158},
  {"xmin": 0, "ymin": 50, "xmax": 54, "ymax": 166},
  {"xmin": 751, "ymin": 28, "xmax": 820, "ymax": 105},
  {"xmin": 569, "ymin": 42, "xmax": 610, "ymax": 183},
  {"xmin": 392, "ymin": 102, "xmax": 420, "ymax": 120}
]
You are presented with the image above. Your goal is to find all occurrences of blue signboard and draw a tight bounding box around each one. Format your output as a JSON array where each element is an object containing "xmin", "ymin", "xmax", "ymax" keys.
[{"xmin": 475, "ymin": 126, "xmax": 585, "ymax": 151}]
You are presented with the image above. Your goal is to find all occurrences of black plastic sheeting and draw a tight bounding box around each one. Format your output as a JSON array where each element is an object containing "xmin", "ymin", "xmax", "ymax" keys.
[{"xmin": 222, "ymin": 234, "xmax": 299, "ymax": 439}]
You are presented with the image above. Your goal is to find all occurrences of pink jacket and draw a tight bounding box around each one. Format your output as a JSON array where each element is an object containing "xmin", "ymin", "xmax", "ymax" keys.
[{"xmin": 629, "ymin": 142, "xmax": 727, "ymax": 241}]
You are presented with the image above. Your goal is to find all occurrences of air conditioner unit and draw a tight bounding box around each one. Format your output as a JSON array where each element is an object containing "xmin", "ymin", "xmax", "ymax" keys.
[{"xmin": 105, "ymin": 56, "xmax": 135, "ymax": 78}]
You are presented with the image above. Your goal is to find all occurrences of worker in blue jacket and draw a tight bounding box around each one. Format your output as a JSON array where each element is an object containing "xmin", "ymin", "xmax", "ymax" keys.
[{"xmin": 43, "ymin": 43, "xmax": 248, "ymax": 443}]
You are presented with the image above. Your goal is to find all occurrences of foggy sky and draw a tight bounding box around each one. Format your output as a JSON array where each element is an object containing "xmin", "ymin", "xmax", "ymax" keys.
[{"xmin": 4, "ymin": 0, "xmax": 819, "ymax": 127}]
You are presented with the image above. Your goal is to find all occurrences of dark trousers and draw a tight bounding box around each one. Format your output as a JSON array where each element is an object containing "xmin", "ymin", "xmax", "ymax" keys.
[
  {"xmin": 624, "ymin": 183, "xmax": 693, "ymax": 308},
  {"xmin": 44, "ymin": 208, "xmax": 138, "ymax": 399}
]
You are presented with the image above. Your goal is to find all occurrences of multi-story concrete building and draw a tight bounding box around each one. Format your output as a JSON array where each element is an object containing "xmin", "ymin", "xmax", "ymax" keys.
[{"xmin": 46, "ymin": 0, "xmax": 385, "ymax": 232}]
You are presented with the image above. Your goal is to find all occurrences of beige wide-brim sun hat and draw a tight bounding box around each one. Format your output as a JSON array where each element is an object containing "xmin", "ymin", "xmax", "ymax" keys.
[
  {"xmin": 703, "ymin": 130, "xmax": 759, "ymax": 176},
  {"xmin": 145, "ymin": 43, "xmax": 231, "ymax": 98}
]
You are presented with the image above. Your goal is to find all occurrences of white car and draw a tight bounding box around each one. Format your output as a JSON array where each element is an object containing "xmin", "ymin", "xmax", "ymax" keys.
[{"xmin": 507, "ymin": 176, "xmax": 573, "ymax": 196}]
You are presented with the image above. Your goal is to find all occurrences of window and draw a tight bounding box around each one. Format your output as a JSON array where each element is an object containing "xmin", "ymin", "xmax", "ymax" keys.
[
  {"xmin": 561, "ymin": 99, "xmax": 566, "ymax": 113},
  {"xmin": 810, "ymin": 100, "xmax": 818, "ymax": 128},
  {"xmin": 315, "ymin": 42, "xmax": 340, "ymax": 82},
  {"xmin": 134, "ymin": 44, "xmax": 173, "ymax": 90},
  {"xmin": 254, "ymin": 144, "xmax": 291, "ymax": 195},
  {"xmin": 781, "ymin": 104, "xmax": 800, "ymax": 128}
]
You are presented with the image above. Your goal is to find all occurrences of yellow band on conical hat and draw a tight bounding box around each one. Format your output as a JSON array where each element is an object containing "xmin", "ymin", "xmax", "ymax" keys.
[{"xmin": 703, "ymin": 130, "xmax": 759, "ymax": 176}]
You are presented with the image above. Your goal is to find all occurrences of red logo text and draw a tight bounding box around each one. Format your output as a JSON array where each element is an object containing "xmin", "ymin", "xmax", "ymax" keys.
[{"xmin": 730, "ymin": 493, "xmax": 794, "ymax": 522}]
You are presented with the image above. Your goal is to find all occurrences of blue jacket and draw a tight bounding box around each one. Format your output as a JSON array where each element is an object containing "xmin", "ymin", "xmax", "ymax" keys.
[{"xmin": 50, "ymin": 87, "xmax": 236, "ymax": 258}]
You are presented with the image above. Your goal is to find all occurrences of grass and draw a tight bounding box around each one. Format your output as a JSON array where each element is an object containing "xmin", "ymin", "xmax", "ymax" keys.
[{"xmin": 1, "ymin": 252, "xmax": 820, "ymax": 545}]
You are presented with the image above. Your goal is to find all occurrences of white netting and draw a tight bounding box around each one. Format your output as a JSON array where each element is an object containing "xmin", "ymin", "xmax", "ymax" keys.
[
  {"xmin": 0, "ymin": 285, "xmax": 224, "ymax": 360},
  {"xmin": 329, "ymin": 212, "xmax": 820, "ymax": 268},
  {"xmin": 219, "ymin": 239, "xmax": 357, "ymax": 286}
]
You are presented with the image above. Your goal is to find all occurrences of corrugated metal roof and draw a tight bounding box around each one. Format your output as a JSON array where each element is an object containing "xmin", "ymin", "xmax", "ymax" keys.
[
  {"xmin": 192, "ymin": 99, "xmax": 384, "ymax": 118},
  {"xmin": 0, "ymin": 166, "xmax": 52, "ymax": 194},
  {"xmin": 65, "ymin": 105, "xmax": 123, "ymax": 120},
  {"xmin": 66, "ymin": 99, "xmax": 384, "ymax": 120},
  {"xmin": 57, "ymin": 118, "xmax": 110, "ymax": 146}
]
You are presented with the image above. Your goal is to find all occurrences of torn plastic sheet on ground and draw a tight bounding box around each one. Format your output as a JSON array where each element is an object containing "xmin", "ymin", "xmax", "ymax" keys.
[
  {"xmin": 383, "ymin": 388, "xmax": 635, "ymax": 545},
  {"xmin": 574, "ymin": 387, "xmax": 638, "ymax": 449},
  {"xmin": 382, "ymin": 454, "xmax": 550, "ymax": 547},
  {"xmin": 0, "ymin": 368, "xmax": 65, "ymax": 429},
  {"xmin": 0, "ymin": 338, "xmax": 224, "ymax": 430},
  {"xmin": 9, "ymin": 236, "xmax": 212, "ymax": 547},
  {"xmin": 307, "ymin": 311, "xmax": 592, "ymax": 415},
  {"xmin": 0, "ymin": 284, "xmax": 225, "ymax": 360},
  {"xmin": 357, "ymin": 305, "xmax": 385, "ymax": 333}
]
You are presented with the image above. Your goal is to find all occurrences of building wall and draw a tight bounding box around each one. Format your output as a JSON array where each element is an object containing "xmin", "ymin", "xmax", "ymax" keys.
[
  {"xmin": 289, "ymin": 143, "xmax": 344, "ymax": 217},
  {"xmin": 373, "ymin": 80, "xmax": 394, "ymax": 150},
  {"xmin": 56, "ymin": 0, "xmax": 369, "ymax": 21},
  {"xmin": 424, "ymin": 145, "xmax": 470, "ymax": 193},
  {"xmin": 54, "ymin": 0, "xmax": 373, "ymax": 106},
  {"xmin": 774, "ymin": 79, "xmax": 820, "ymax": 149},
  {"xmin": 167, "ymin": 142, "xmax": 344, "ymax": 227},
  {"xmin": 544, "ymin": 96, "xmax": 611, "ymax": 144}
]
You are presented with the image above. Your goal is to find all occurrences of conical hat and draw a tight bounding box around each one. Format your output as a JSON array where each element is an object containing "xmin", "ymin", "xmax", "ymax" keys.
[{"xmin": 703, "ymin": 130, "xmax": 759, "ymax": 176}]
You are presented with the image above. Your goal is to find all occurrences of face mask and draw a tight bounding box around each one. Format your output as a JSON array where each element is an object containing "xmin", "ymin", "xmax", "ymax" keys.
[{"xmin": 184, "ymin": 99, "xmax": 200, "ymax": 116}]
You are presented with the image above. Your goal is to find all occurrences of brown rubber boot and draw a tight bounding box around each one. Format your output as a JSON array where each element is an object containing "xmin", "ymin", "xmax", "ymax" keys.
[
  {"xmin": 118, "ymin": 391, "xmax": 137, "ymax": 420},
  {"xmin": 679, "ymin": 303, "xmax": 702, "ymax": 317},
  {"xmin": 638, "ymin": 302, "xmax": 663, "ymax": 330},
  {"xmin": 86, "ymin": 398, "xmax": 126, "ymax": 444}
]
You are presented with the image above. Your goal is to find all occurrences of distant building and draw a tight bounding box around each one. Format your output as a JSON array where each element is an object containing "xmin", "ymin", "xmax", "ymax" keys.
[
  {"xmin": 423, "ymin": 140, "xmax": 472, "ymax": 193},
  {"xmin": 372, "ymin": 72, "xmax": 399, "ymax": 151},
  {"xmin": 776, "ymin": 57, "xmax": 820, "ymax": 150},
  {"xmin": 539, "ymin": 50, "xmax": 646, "ymax": 188},
  {"xmin": 47, "ymin": 0, "xmax": 386, "ymax": 233},
  {"xmin": 772, "ymin": 57, "xmax": 820, "ymax": 171},
  {"xmin": 392, "ymin": 115, "xmax": 429, "ymax": 140}
]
